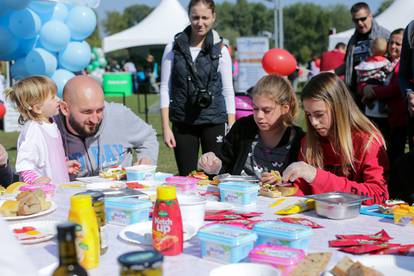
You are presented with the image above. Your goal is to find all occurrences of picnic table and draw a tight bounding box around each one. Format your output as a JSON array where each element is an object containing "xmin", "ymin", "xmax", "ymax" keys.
[{"xmin": 14, "ymin": 185, "xmax": 413, "ymax": 276}]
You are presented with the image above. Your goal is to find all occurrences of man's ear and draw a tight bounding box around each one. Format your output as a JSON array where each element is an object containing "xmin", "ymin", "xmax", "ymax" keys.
[{"xmin": 60, "ymin": 101, "xmax": 69, "ymax": 116}]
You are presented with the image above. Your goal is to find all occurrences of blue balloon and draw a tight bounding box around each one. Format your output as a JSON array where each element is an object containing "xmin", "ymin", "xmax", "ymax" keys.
[
  {"xmin": 51, "ymin": 3, "xmax": 69, "ymax": 21},
  {"xmin": 25, "ymin": 48, "xmax": 57, "ymax": 77},
  {"xmin": 19, "ymin": 35, "xmax": 39, "ymax": 55},
  {"xmin": 9, "ymin": 8, "xmax": 41, "ymax": 39},
  {"xmin": 40, "ymin": 20, "xmax": 71, "ymax": 52},
  {"xmin": 58, "ymin": 41, "xmax": 91, "ymax": 72},
  {"xmin": 65, "ymin": 6, "xmax": 96, "ymax": 41},
  {"xmin": 11, "ymin": 58, "xmax": 29, "ymax": 80},
  {"xmin": 0, "ymin": 26, "xmax": 20, "ymax": 60},
  {"xmin": 51, "ymin": 69, "xmax": 75, "ymax": 98},
  {"xmin": 0, "ymin": 10, "xmax": 11, "ymax": 25},
  {"xmin": 2, "ymin": 0, "xmax": 31, "ymax": 10}
]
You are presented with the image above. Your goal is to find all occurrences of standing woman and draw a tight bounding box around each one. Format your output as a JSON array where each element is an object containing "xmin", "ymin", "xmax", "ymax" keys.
[
  {"xmin": 282, "ymin": 73, "xmax": 389, "ymax": 205},
  {"xmin": 160, "ymin": 0, "xmax": 235, "ymax": 176}
]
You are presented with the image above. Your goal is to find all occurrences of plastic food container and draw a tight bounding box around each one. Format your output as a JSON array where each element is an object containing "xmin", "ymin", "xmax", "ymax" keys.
[
  {"xmin": 252, "ymin": 221, "xmax": 313, "ymax": 250},
  {"xmin": 177, "ymin": 194, "xmax": 206, "ymax": 230},
  {"xmin": 218, "ymin": 182, "xmax": 259, "ymax": 206},
  {"xmin": 165, "ymin": 176, "xmax": 198, "ymax": 192},
  {"xmin": 305, "ymin": 192, "xmax": 370, "ymax": 220},
  {"xmin": 393, "ymin": 205, "xmax": 414, "ymax": 226},
  {"xmin": 125, "ymin": 165, "xmax": 157, "ymax": 181},
  {"xmin": 153, "ymin": 172, "xmax": 174, "ymax": 182},
  {"xmin": 198, "ymin": 224, "xmax": 257, "ymax": 263},
  {"xmin": 19, "ymin": 184, "xmax": 55, "ymax": 199},
  {"xmin": 105, "ymin": 197, "xmax": 152, "ymax": 225},
  {"xmin": 249, "ymin": 245, "xmax": 305, "ymax": 276}
]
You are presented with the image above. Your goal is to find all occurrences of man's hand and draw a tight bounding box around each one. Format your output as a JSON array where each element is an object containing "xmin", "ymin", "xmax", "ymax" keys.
[
  {"xmin": 282, "ymin": 161, "xmax": 317, "ymax": 184},
  {"xmin": 134, "ymin": 156, "xmax": 153, "ymax": 165},
  {"xmin": 408, "ymin": 93, "xmax": 414, "ymax": 117},
  {"xmin": 0, "ymin": 144, "xmax": 8, "ymax": 166}
]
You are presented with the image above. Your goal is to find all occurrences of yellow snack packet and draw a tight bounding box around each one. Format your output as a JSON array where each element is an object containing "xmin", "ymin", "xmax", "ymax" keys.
[{"xmin": 275, "ymin": 199, "xmax": 315, "ymax": 215}]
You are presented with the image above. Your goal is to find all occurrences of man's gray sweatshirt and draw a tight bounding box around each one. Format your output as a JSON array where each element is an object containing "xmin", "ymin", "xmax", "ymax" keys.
[{"xmin": 55, "ymin": 102, "xmax": 159, "ymax": 177}]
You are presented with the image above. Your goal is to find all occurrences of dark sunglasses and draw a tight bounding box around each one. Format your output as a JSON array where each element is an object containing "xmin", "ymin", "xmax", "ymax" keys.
[{"xmin": 352, "ymin": 16, "xmax": 368, "ymax": 23}]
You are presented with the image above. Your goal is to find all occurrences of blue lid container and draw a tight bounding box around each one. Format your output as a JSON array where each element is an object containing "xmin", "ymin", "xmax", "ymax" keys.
[
  {"xmin": 198, "ymin": 224, "xmax": 257, "ymax": 263},
  {"xmin": 253, "ymin": 221, "xmax": 313, "ymax": 250},
  {"xmin": 105, "ymin": 197, "xmax": 152, "ymax": 225},
  {"xmin": 218, "ymin": 182, "xmax": 259, "ymax": 206}
]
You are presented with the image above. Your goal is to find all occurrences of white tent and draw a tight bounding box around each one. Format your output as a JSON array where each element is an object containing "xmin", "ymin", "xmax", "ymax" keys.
[
  {"xmin": 102, "ymin": 0, "xmax": 189, "ymax": 53},
  {"xmin": 328, "ymin": 0, "xmax": 414, "ymax": 50}
]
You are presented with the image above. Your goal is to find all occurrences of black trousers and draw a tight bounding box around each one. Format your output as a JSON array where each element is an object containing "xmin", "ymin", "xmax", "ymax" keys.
[{"xmin": 172, "ymin": 122, "xmax": 225, "ymax": 176}]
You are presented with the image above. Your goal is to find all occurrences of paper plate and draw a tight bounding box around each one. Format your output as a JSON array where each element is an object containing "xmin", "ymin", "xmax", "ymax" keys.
[
  {"xmin": 10, "ymin": 220, "xmax": 59, "ymax": 244},
  {"xmin": 353, "ymin": 255, "xmax": 414, "ymax": 276},
  {"xmin": 119, "ymin": 221, "xmax": 196, "ymax": 245},
  {"xmin": 85, "ymin": 181, "xmax": 125, "ymax": 190},
  {"xmin": 209, "ymin": 263, "xmax": 280, "ymax": 276},
  {"xmin": 1, "ymin": 201, "xmax": 57, "ymax": 221}
]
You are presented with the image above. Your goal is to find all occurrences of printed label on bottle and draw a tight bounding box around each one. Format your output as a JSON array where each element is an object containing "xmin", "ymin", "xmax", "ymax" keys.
[{"xmin": 74, "ymin": 224, "xmax": 87, "ymax": 263}]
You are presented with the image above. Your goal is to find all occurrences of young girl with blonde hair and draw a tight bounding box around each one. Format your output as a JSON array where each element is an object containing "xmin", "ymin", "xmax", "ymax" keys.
[
  {"xmin": 282, "ymin": 72, "xmax": 389, "ymax": 205},
  {"xmin": 199, "ymin": 74, "xmax": 304, "ymax": 185},
  {"xmin": 5, "ymin": 76, "xmax": 79, "ymax": 185}
]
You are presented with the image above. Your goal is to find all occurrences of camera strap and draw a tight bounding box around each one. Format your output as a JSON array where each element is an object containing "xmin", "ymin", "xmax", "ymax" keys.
[{"xmin": 181, "ymin": 51, "xmax": 215, "ymax": 95}]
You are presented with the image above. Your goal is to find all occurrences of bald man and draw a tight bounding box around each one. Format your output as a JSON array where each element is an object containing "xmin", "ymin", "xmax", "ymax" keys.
[{"xmin": 56, "ymin": 76, "xmax": 158, "ymax": 177}]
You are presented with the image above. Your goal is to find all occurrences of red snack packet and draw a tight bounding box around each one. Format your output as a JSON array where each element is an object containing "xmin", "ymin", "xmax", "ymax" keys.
[
  {"xmin": 278, "ymin": 217, "xmax": 323, "ymax": 229},
  {"xmin": 240, "ymin": 212, "xmax": 263, "ymax": 218},
  {"xmin": 374, "ymin": 244, "xmax": 414, "ymax": 255},
  {"xmin": 329, "ymin": 239, "xmax": 385, "ymax": 247},
  {"xmin": 339, "ymin": 243, "xmax": 400, "ymax": 254},
  {"xmin": 335, "ymin": 229, "xmax": 391, "ymax": 242}
]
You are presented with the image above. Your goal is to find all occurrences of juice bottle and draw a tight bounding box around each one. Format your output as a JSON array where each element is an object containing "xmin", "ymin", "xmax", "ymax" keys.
[
  {"xmin": 68, "ymin": 194, "xmax": 100, "ymax": 269},
  {"xmin": 152, "ymin": 185, "xmax": 183, "ymax": 255}
]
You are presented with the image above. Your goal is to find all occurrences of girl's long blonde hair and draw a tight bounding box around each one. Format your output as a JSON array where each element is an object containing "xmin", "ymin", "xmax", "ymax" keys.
[
  {"xmin": 251, "ymin": 74, "xmax": 299, "ymax": 127},
  {"xmin": 4, "ymin": 76, "xmax": 57, "ymax": 124},
  {"xmin": 301, "ymin": 72, "xmax": 384, "ymax": 175}
]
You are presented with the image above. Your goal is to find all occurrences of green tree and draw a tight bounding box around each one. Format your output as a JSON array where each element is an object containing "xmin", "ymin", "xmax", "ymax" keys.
[
  {"xmin": 102, "ymin": 4, "xmax": 153, "ymax": 35},
  {"xmin": 376, "ymin": 0, "xmax": 394, "ymax": 16},
  {"xmin": 86, "ymin": 23, "xmax": 102, "ymax": 48}
]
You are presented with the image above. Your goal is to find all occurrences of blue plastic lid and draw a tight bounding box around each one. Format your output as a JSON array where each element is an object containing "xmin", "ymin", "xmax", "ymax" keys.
[
  {"xmin": 198, "ymin": 224, "xmax": 257, "ymax": 246},
  {"xmin": 105, "ymin": 197, "xmax": 152, "ymax": 210},
  {"xmin": 253, "ymin": 221, "xmax": 313, "ymax": 240},
  {"xmin": 218, "ymin": 182, "xmax": 260, "ymax": 192}
]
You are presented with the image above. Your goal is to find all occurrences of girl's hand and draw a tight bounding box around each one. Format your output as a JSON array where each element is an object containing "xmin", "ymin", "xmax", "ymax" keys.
[
  {"xmin": 0, "ymin": 144, "xmax": 8, "ymax": 166},
  {"xmin": 260, "ymin": 171, "xmax": 279, "ymax": 185},
  {"xmin": 33, "ymin": 176, "xmax": 51, "ymax": 185},
  {"xmin": 198, "ymin": 152, "xmax": 222, "ymax": 175},
  {"xmin": 163, "ymin": 126, "xmax": 176, "ymax": 148},
  {"xmin": 282, "ymin": 161, "xmax": 317, "ymax": 184},
  {"xmin": 67, "ymin": 160, "xmax": 81, "ymax": 175}
]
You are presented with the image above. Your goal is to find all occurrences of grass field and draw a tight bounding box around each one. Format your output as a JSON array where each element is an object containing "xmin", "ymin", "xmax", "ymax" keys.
[{"xmin": 0, "ymin": 92, "xmax": 306, "ymax": 175}]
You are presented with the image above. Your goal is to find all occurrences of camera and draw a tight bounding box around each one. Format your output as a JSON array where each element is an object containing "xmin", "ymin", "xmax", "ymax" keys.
[{"xmin": 196, "ymin": 89, "xmax": 212, "ymax": 108}]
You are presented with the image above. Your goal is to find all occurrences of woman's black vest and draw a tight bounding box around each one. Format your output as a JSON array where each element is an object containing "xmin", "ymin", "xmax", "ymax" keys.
[{"xmin": 169, "ymin": 27, "xmax": 227, "ymax": 125}]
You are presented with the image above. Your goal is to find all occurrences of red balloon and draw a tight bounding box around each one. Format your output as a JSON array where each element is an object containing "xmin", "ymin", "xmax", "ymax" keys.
[
  {"xmin": 262, "ymin": 48, "xmax": 297, "ymax": 76},
  {"xmin": 0, "ymin": 103, "xmax": 5, "ymax": 119}
]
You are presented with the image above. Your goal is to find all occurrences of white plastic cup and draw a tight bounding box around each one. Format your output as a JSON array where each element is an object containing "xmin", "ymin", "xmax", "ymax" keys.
[
  {"xmin": 177, "ymin": 194, "xmax": 206, "ymax": 230},
  {"xmin": 209, "ymin": 263, "xmax": 280, "ymax": 276}
]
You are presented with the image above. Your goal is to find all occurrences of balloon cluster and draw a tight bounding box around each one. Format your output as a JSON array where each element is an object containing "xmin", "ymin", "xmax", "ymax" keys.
[
  {"xmin": 86, "ymin": 47, "xmax": 106, "ymax": 83},
  {"xmin": 0, "ymin": 0, "xmax": 99, "ymax": 97}
]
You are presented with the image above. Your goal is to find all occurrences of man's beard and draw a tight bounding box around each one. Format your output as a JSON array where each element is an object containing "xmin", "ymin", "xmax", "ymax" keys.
[{"xmin": 68, "ymin": 115, "xmax": 101, "ymax": 138}]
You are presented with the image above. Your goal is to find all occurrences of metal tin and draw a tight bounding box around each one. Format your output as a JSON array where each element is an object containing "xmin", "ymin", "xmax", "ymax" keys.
[
  {"xmin": 305, "ymin": 192, "xmax": 370, "ymax": 220},
  {"xmin": 118, "ymin": 250, "xmax": 163, "ymax": 276},
  {"xmin": 214, "ymin": 173, "xmax": 259, "ymax": 183}
]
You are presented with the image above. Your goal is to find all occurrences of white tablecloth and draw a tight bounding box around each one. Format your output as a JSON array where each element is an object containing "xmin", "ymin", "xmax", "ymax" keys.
[{"xmin": 10, "ymin": 186, "xmax": 413, "ymax": 276}]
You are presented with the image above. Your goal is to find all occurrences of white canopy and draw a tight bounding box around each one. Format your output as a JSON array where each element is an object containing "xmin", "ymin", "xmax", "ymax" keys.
[
  {"xmin": 328, "ymin": 0, "xmax": 414, "ymax": 50},
  {"xmin": 102, "ymin": 0, "xmax": 189, "ymax": 53}
]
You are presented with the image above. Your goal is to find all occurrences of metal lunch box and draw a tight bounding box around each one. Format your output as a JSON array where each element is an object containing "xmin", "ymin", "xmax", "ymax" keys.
[
  {"xmin": 305, "ymin": 192, "xmax": 370, "ymax": 220},
  {"xmin": 214, "ymin": 174, "xmax": 259, "ymax": 183}
]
